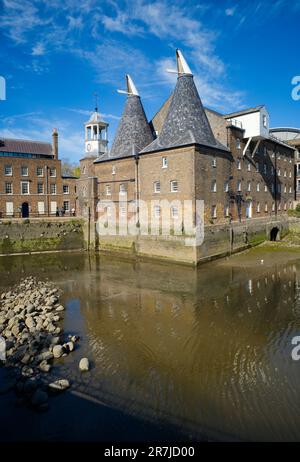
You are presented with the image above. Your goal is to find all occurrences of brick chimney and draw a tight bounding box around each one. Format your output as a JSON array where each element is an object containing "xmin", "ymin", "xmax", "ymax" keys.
[{"xmin": 52, "ymin": 128, "xmax": 58, "ymax": 159}]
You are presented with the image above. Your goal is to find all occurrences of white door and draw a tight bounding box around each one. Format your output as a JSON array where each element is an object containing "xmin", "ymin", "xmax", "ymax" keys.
[
  {"xmin": 6, "ymin": 202, "xmax": 13, "ymax": 216},
  {"xmin": 38, "ymin": 201, "xmax": 45, "ymax": 215},
  {"xmin": 50, "ymin": 201, "xmax": 57, "ymax": 215},
  {"xmin": 246, "ymin": 200, "xmax": 252, "ymax": 218}
]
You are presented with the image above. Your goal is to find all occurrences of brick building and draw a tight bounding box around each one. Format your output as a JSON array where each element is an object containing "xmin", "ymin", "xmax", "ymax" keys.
[
  {"xmin": 78, "ymin": 49, "xmax": 295, "ymax": 228},
  {"xmin": 0, "ymin": 129, "xmax": 77, "ymax": 218},
  {"xmin": 269, "ymin": 128, "xmax": 300, "ymax": 201}
]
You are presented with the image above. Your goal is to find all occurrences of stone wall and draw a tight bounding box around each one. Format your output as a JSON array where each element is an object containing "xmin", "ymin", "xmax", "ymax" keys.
[
  {"xmin": 0, "ymin": 218, "xmax": 84, "ymax": 255},
  {"xmin": 94, "ymin": 216, "xmax": 290, "ymax": 266}
]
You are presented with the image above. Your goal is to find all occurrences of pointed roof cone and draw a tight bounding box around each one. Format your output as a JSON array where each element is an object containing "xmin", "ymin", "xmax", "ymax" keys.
[
  {"xmin": 126, "ymin": 74, "xmax": 139, "ymax": 96},
  {"xmin": 108, "ymin": 76, "xmax": 154, "ymax": 160},
  {"xmin": 176, "ymin": 49, "xmax": 193, "ymax": 75},
  {"xmin": 142, "ymin": 50, "xmax": 228, "ymax": 154}
]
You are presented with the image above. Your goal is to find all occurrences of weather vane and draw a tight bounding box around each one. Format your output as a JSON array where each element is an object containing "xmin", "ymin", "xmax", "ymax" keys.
[{"xmin": 93, "ymin": 92, "xmax": 98, "ymax": 112}]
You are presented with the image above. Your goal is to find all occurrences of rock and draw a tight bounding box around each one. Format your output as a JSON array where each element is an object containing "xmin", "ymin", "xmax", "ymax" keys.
[
  {"xmin": 23, "ymin": 377, "xmax": 39, "ymax": 395},
  {"xmin": 36, "ymin": 350, "xmax": 53, "ymax": 362},
  {"xmin": 79, "ymin": 358, "xmax": 90, "ymax": 372},
  {"xmin": 25, "ymin": 317, "xmax": 35, "ymax": 329},
  {"xmin": 21, "ymin": 366, "xmax": 34, "ymax": 377},
  {"xmin": 48, "ymin": 379, "xmax": 70, "ymax": 392},
  {"xmin": 55, "ymin": 305, "xmax": 65, "ymax": 312},
  {"xmin": 39, "ymin": 360, "xmax": 51, "ymax": 373},
  {"xmin": 64, "ymin": 341, "xmax": 74, "ymax": 352},
  {"xmin": 52, "ymin": 344, "xmax": 64, "ymax": 358}
]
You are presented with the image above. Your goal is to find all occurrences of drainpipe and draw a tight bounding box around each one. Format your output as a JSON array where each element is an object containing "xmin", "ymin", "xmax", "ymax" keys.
[
  {"xmin": 45, "ymin": 165, "xmax": 49, "ymax": 217},
  {"xmin": 135, "ymin": 153, "xmax": 140, "ymax": 230}
]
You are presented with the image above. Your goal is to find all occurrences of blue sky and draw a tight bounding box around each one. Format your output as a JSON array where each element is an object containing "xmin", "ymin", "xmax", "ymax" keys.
[{"xmin": 0, "ymin": 0, "xmax": 300, "ymax": 163}]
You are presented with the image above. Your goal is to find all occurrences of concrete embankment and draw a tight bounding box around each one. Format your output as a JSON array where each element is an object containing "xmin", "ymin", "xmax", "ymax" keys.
[{"xmin": 0, "ymin": 218, "xmax": 84, "ymax": 255}]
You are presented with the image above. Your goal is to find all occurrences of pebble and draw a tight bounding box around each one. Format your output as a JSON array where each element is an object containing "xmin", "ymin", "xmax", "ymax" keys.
[{"xmin": 79, "ymin": 357, "xmax": 90, "ymax": 372}]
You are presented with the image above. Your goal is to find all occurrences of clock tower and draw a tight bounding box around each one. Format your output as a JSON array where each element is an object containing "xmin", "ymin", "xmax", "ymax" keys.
[{"xmin": 84, "ymin": 104, "xmax": 109, "ymax": 157}]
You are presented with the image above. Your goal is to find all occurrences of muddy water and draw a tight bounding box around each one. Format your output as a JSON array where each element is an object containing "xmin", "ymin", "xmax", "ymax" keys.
[{"xmin": 1, "ymin": 245, "xmax": 300, "ymax": 441}]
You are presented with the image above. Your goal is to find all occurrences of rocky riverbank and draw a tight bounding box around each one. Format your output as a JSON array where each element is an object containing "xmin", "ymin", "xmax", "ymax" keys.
[{"xmin": 0, "ymin": 277, "xmax": 88, "ymax": 412}]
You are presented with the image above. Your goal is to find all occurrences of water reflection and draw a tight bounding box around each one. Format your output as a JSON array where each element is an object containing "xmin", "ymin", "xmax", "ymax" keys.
[{"xmin": 2, "ymin": 249, "xmax": 300, "ymax": 441}]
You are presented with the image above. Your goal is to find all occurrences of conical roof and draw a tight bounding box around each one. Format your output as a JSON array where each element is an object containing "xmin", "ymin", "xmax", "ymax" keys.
[
  {"xmin": 142, "ymin": 50, "xmax": 228, "ymax": 153},
  {"xmin": 108, "ymin": 75, "xmax": 154, "ymax": 159}
]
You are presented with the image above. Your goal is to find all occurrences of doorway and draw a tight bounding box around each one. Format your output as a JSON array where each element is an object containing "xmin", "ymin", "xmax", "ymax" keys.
[
  {"xmin": 21, "ymin": 202, "xmax": 29, "ymax": 218},
  {"xmin": 246, "ymin": 200, "xmax": 252, "ymax": 219}
]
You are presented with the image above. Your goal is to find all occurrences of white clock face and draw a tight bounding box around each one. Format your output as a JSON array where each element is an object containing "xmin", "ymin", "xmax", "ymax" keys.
[{"xmin": 87, "ymin": 143, "xmax": 91, "ymax": 151}]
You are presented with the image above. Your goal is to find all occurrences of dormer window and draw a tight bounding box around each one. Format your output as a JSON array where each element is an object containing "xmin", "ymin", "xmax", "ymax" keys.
[
  {"xmin": 162, "ymin": 157, "xmax": 168, "ymax": 169},
  {"xmin": 112, "ymin": 166, "xmax": 116, "ymax": 175}
]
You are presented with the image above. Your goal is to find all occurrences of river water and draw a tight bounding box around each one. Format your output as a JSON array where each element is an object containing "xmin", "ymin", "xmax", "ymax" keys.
[{"xmin": 1, "ymin": 245, "xmax": 300, "ymax": 442}]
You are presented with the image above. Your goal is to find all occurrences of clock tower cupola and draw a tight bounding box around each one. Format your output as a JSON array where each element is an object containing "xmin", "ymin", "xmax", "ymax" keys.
[{"xmin": 84, "ymin": 96, "xmax": 109, "ymax": 157}]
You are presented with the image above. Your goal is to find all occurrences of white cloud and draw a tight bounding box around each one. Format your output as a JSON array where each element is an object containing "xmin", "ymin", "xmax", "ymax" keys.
[
  {"xmin": 31, "ymin": 42, "xmax": 46, "ymax": 56},
  {"xmin": 225, "ymin": 7, "xmax": 237, "ymax": 16}
]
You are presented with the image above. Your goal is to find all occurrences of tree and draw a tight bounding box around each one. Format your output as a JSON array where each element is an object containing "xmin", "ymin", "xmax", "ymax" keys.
[{"xmin": 61, "ymin": 159, "xmax": 80, "ymax": 177}]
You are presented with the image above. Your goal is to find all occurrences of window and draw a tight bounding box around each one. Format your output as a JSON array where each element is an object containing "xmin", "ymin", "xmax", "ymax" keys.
[
  {"xmin": 5, "ymin": 182, "xmax": 12, "ymax": 194},
  {"xmin": 224, "ymin": 181, "xmax": 229, "ymax": 192},
  {"xmin": 162, "ymin": 157, "xmax": 168, "ymax": 168},
  {"xmin": 211, "ymin": 205, "xmax": 217, "ymax": 219},
  {"xmin": 171, "ymin": 206, "xmax": 179, "ymax": 219},
  {"xmin": 256, "ymin": 162, "xmax": 259, "ymax": 172},
  {"xmin": 5, "ymin": 165, "xmax": 12, "ymax": 176},
  {"xmin": 263, "ymin": 164, "xmax": 267, "ymax": 174},
  {"xmin": 256, "ymin": 183, "xmax": 260, "ymax": 192},
  {"xmin": 284, "ymin": 202, "xmax": 287, "ymax": 211},
  {"xmin": 154, "ymin": 205, "xmax": 161, "ymax": 218},
  {"xmin": 237, "ymin": 159, "xmax": 241, "ymax": 170},
  {"xmin": 257, "ymin": 202, "xmax": 260, "ymax": 213},
  {"xmin": 272, "ymin": 202, "xmax": 275, "ymax": 212},
  {"xmin": 38, "ymin": 202, "xmax": 45, "ymax": 215},
  {"xmin": 37, "ymin": 167, "xmax": 44, "ymax": 176},
  {"xmin": 263, "ymin": 114, "xmax": 267, "ymax": 128},
  {"xmin": 37, "ymin": 183, "xmax": 44, "ymax": 194},
  {"xmin": 271, "ymin": 184, "xmax": 275, "ymax": 193},
  {"xmin": 50, "ymin": 183, "xmax": 56, "ymax": 195},
  {"xmin": 284, "ymin": 185, "xmax": 287, "ymax": 193},
  {"xmin": 63, "ymin": 201, "xmax": 70, "ymax": 212},
  {"xmin": 82, "ymin": 166, "xmax": 86, "ymax": 175},
  {"xmin": 21, "ymin": 181, "xmax": 29, "ymax": 194},
  {"xmin": 247, "ymin": 162, "xmax": 251, "ymax": 172},
  {"xmin": 21, "ymin": 166, "xmax": 28, "ymax": 176},
  {"xmin": 112, "ymin": 165, "xmax": 116, "ymax": 175},
  {"xmin": 211, "ymin": 157, "xmax": 217, "ymax": 167},
  {"xmin": 271, "ymin": 166, "xmax": 274, "ymax": 175},
  {"xmin": 289, "ymin": 171, "xmax": 292, "ymax": 178},
  {"xmin": 224, "ymin": 205, "xmax": 230, "ymax": 217},
  {"xmin": 119, "ymin": 184, "xmax": 126, "ymax": 195},
  {"xmin": 105, "ymin": 185, "xmax": 111, "ymax": 196},
  {"xmin": 154, "ymin": 181, "xmax": 161, "ymax": 193},
  {"xmin": 284, "ymin": 170, "xmax": 287, "ymax": 177},
  {"xmin": 247, "ymin": 181, "xmax": 251, "ymax": 192},
  {"xmin": 49, "ymin": 167, "xmax": 56, "ymax": 177},
  {"xmin": 6, "ymin": 202, "xmax": 13, "ymax": 216},
  {"xmin": 289, "ymin": 186, "xmax": 292, "ymax": 193},
  {"xmin": 211, "ymin": 180, "xmax": 217, "ymax": 192},
  {"xmin": 236, "ymin": 138, "xmax": 241, "ymax": 150},
  {"xmin": 278, "ymin": 202, "xmax": 281, "ymax": 211},
  {"xmin": 237, "ymin": 180, "xmax": 242, "ymax": 192},
  {"xmin": 278, "ymin": 169, "xmax": 281, "ymax": 176},
  {"xmin": 264, "ymin": 185, "xmax": 267, "ymax": 192},
  {"xmin": 170, "ymin": 180, "xmax": 178, "ymax": 192},
  {"xmin": 63, "ymin": 185, "xmax": 69, "ymax": 194},
  {"xmin": 265, "ymin": 202, "xmax": 268, "ymax": 213}
]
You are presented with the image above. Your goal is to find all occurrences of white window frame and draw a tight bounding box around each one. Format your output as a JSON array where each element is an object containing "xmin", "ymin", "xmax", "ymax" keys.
[
  {"xmin": 154, "ymin": 181, "xmax": 161, "ymax": 193},
  {"xmin": 211, "ymin": 205, "xmax": 217, "ymax": 219},
  {"xmin": 63, "ymin": 201, "xmax": 70, "ymax": 212},
  {"xmin": 37, "ymin": 182, "xmax": 44, "ymax": 194},
  {"xmin": 162, "ymin": 157, "xmax": 168, "ymax": 169},
  {"xmin": 5, "ymin": 182, "xmax": 13, "ymax": 194},
  {"xmin": 105, "ymin": 185, "xmax": 111, "ymax": 196},
  {"xmin": 50, "ymin": 183, "xmax": 56, "ymax": 195},
  {"xmin": 63, "ymin": 185, "xmax": 69, "ymax": 194},
  {"xmin": 21, "ymin": 181, "xmax": 29, "ymax": 195},
  {"xmin": 211, "ymin": 157, "xmax": 217, "ymax": 167},
  {"xmin": 49, "ymin": 167, "xmax": 56, "ymax": 178},
  {"xmin": 37, "ymin": 167, "xmax": 44, "ymax": 177},
  {"xmin": 5, "ymin": 165, "xmax": 12, "ymax": 176},
  {"xmin": 170, "ymin": 180, "xmax": 178, "ymax": 193},
  {"xmin": 211, "ymin": 180, "xmax": 217, "ymax": 192},
  {"xmin": 21, "ymin": 166, "xmax": 28, "ymax": 177}
]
